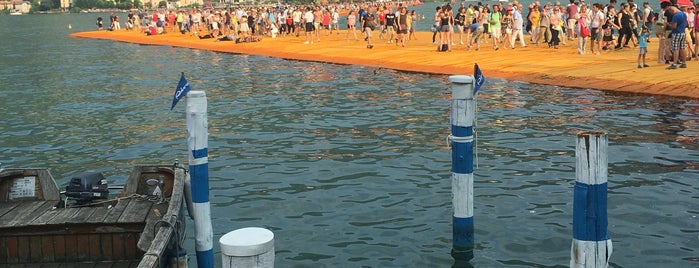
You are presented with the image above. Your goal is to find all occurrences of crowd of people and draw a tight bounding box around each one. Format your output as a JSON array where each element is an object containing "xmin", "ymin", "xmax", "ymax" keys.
[{"xmin": 98, "ymin": 0, "xmax": 698, "ymax": 68}]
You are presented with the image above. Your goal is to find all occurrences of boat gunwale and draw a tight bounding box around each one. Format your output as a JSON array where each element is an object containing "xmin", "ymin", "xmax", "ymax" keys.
[{"xmin": 137, "ymin": 164, "xmax": 186, "ymax": 268}]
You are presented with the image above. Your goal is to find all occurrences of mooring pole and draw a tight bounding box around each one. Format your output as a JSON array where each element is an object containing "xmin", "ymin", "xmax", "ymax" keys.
[
  {"xmin": 571, "ymin": 131, "xmax": 613, "ymax": 268},
  {"xmin": 448, "ymin": 75, "xmax": 476, "ymax": 261},
  {"xmin": 187, "ymin": 90, "xmax": 214, "ymax": 268}
]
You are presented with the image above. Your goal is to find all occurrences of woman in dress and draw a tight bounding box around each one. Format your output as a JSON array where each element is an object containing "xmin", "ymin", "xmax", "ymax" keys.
[
  {"xmin": 346, "ymin": 10, "xmax": 358, "ymax": 41},
  {"xmin": 502, "ymin": 7, "xmax": 514, "ymax": 49}
]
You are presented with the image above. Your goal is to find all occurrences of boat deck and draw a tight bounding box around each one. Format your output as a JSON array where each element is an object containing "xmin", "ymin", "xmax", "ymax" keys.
[
  {"xmin": 3, "ymin": 260, "xmax": 141, "ymax": 268},
  {"xmin": 0, "ymin": 195, "xmax": 166, "ymax": 265}
]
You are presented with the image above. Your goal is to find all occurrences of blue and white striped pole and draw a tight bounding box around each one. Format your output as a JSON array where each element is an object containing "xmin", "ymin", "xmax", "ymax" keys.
[
  {"xmin": 186, "ymin": 90, "xmax": 214, "ymax": 268},
  {"xmin": 571, "ymin": 131, "xmax": 612, "ymax": 268},
  {"xmin": 448, "ymin": 75, "xmax": 476, "ymax": 260}
]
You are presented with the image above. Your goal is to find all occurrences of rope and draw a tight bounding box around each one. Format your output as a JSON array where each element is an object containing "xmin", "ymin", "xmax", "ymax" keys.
[{"xmin": 64, "ymin": 193, "xmax": 169, "ymax": 208}]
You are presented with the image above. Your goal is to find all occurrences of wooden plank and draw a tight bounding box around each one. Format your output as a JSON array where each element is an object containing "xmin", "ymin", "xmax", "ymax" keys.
[
  {"xmin": 138, "ymin": 167, "xmax": 185, "ymax": 268},
  {"xmin": 0, "ymin": 236, "xmax": 7, "ymax": 263},
  {"xmin": 29, "ymin": 205, "xmax": 62, "ymax": 226},
  {"xmin": 112, "ymin": 261, "xmax": 138, "ymax": 268},
  {"xmin": 129, "ymin": 260, "xmax": 142, "ymax": 268},
  {"xmin": 5, "ymin": 236, "xmax": 18, "ymax": 263},
  {"xmin": 94, "ymin": 262, "xmax": 115, "ymax": 268},
  {"xmin": 0, "ymin": 202, "xmax": 21, "ymax": 218},
  {"xmin": 16, "ymin": 235, "xmax": 29, "ymax": 262},
  {"xmin": 85, "ymin": 206, "xmax": 110, "ymax": 224},
  {"xmin": 0, "ymin": 201, "xmax": 47, "ymax": 228},
  {"xmin": 67, "ymin": 207, "xmax": 99, "ymax": 224},
  {"xmin": 136, "ymin": 202, "xmax": 168, "ymax": 252},
  {"xmin": 46, "ymin": 207, "xmax": 80, "ymax": 225},
  {"xmin": 6, "ymin": 201, "xmax": 56, "ymax": 228},
  {"xmin": 117, "ymin": 199, "xmax": 153, "ymax": 224},
  {"xmin": 122, "ymin": 166, "xmax": 146, "ymax": 196},
  {"xmin": 102, "ymin": 199, "xmax": 131, "ymax": 224},
  {"xmin": 111, "ymin": 233, "xmax": 125, "ymax": 260},
  {"xmin": 73, "ymin": 263, "xmax": 96, "ymax": 268},
  {"xmin": 100, "ymin": 233, "xmax": 113, "ymax": 261},
  {"xmin": 123, "ymin": 233, "xmax": 138, "ymax": 260},
  {"xmin": 76, "ymin": 234, "xmax": 90, "ymax": 261},
  {"xmin": 36, "ymin": 169, "xmax": 60, "ymax": 201},
  {"xmin": 64, "ymin": 235, "xmax": 78, "ymax": 262},
  {"xmin": 53, "ymin": 235, "xmax": 66, "ymax": 262},
  {"xmin": 40, "ymin": 235, "xmax": 54, "ymax": 262},
  {"xmin": 89, "ymin": 234, "xmax": 102, "ymax": 261},
  {"xmin": 29, "ymin": 236, "xmax": 42, "ymax": 262}
]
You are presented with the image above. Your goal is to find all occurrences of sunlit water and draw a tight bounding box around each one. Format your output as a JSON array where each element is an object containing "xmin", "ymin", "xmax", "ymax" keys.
[{"xmin": 0, "ymin": 13, "xmax": 697, "ymax": 267}]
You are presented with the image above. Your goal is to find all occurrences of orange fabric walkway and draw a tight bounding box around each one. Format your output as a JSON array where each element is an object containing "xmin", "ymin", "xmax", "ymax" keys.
[{"xmin": 71, "ymin": 30, "xmax": 698, "ymax": 99}]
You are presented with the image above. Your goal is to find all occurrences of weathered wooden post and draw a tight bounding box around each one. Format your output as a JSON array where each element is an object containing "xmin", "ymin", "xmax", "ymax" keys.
[
  {"xmin": 187, "ymin": 90, "xmax": 214, "ymax": 268},
  {"xmin": 571, "ymin": 131, "xmax": 613, "ymax": 268},
  {"xmin": 220, "ymin": 227, "xmax": 275, "ymax": 268},
  {"xmin": 448, "ymin": 75, "xmax": 476, "ymax": 261}
]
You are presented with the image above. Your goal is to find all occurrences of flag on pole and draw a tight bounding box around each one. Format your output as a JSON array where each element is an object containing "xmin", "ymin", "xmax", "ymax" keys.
[
  {"xmin": 474, "ymin": 64, "xmax": 485, "ymax": 95},
  {"xmin": 171, "ymin": 72, "xmax": 192, "ymax": 110}
]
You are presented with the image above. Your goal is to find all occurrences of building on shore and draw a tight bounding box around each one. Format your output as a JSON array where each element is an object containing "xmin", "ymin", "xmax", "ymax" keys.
[{"xmin": 1, "ymin": 0, "xmax": 30, "ymax": 14}]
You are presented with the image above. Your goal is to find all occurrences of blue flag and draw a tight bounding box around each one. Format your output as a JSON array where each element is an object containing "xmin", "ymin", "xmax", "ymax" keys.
[
  {"xmin": 171, "ymin": 73, "xmax": 191, "ymax": 110},
  {"xmin": 474, "ymin": 64, "xmax": 485, "ymax": 95}
]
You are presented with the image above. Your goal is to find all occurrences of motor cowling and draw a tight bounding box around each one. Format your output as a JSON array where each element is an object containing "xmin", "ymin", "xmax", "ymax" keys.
[{"xmin": 65, "ymin": 171, "xmax": 109, "ymax": 204}]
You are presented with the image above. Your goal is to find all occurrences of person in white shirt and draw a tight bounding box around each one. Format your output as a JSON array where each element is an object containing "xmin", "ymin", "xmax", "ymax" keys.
[
  {"xmin": 590, "ymin": 3, "xmax": 605, "ymax": 54},
  {"xmin": 303, "ymin": 7, "xmax": 315, "ymax": 44},
  {"xmin": 511, "ymin": 4, "xmax": 527, "ymax": 48},
  {"xmin": 330, "ymin": 8, "xmax": 340, "ymax": 34}
]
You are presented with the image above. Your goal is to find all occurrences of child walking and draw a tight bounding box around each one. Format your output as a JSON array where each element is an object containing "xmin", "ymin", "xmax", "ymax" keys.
[{"xmin": 637, "ymin": 27, "xmax": 650, "ymax": 68}]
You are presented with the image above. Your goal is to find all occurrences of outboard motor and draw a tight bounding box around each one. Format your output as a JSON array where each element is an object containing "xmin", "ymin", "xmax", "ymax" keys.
[{"xmin": 65, "ymin": 171, "xmax": 109, "ymax": 205}]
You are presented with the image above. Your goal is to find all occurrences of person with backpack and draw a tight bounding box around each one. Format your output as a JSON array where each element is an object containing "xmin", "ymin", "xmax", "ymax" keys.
[
  {"xmin": 642, "ymin": 2, "xmax": 655, "ymax": 36},
  {"xmin": 362, "ymin": 12, "xmax": 377, "ymax": 48},
  {"xmin": 489, "ymin": 4, "xmax": 502, "ymax": 50}
]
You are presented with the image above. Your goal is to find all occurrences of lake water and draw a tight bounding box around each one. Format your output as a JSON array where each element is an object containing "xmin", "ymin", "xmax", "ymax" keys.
[{"xmin": 0, "ymin": 12, "xmax": 697, "ymax": 268}]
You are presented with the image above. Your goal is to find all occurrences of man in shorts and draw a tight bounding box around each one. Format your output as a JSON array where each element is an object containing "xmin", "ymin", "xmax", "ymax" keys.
[
  {"xmin": 590, "ymin": 3, "xmax": 605, "ymax": 54},
  {"xmin": 663, "ymin": 1, "xmax": 687, "ymax": 69}
]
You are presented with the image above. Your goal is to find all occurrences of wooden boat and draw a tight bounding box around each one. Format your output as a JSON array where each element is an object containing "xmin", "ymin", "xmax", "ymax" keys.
[{"xmin": 0, "ymin": 164, "xmax": 187, "ymax": 268}]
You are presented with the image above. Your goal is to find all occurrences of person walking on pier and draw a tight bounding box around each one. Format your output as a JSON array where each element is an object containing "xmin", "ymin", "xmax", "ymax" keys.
[
  {"xmin": 397, "ymin": 7, "xmax": 409, "ymax": 47},
  {"xmin": 303, "ymin": 7, "xmax": 315, "ymax": 44},
  {"xmin": 549, "ymin": 6, "xmax": 563, "ymax": 49},
  {"xmin": 614, "ymin": 3, "xmax": 634, "ymax": 49},
  {"xmin": 539, "ymin": 3, "xmax": 552, "ymax": 46},
  {"xmin": 363, "ymin": 12, "xmax": 377, "ymax": 48},
  {"xmin": 409, "ymin": 10, "xmax": 418, "ymax": 41},
  {"xmin": 433, "ymin": 6, "xmax": 442, "ymax": 44},
  {"xmin": 590, "ymin": 3, "xmax": 605, "ymax": 54},
  {"xmin": 512, "ymin": 4, "xmax": 527, "ymax": 48},
  {"xmin": 663, "ymin": 0, "xmax": 688, "ymax": 69},
  {"xmin": 489, "ymin": 5, "xmax": 502, "ymax": 50},
  {"xmin": 346, "ymin": 10, "xmax": 359, "ymax": 41}
]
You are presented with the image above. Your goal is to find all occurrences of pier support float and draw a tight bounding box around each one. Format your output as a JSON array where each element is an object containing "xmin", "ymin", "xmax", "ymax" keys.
[
  {"xmin": 448, "ymin": 75, "xmax": 476, "ymax": 262},
  {"xmin": 220, "ymin": 227, "xmax": 275, "ymax": 268},
  {"xmin": 571, "ymin": 131, "xmax": 613, "ymax": 268},
  {"xmin": 187, "ymin": 91, "xmax": 214, "ymax": 268}
]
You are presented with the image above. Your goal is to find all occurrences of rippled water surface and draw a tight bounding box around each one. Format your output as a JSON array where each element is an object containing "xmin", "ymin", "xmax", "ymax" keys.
[{"xmin": 1, "ymin": 14, "xmax": 697, "ymax": 267}]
